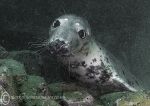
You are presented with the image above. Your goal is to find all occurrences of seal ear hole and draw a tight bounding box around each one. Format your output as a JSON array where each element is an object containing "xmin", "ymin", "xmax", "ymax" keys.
[
  {"xmin": 52, "ymin": 20, "xmax": 60, "ymax": 28},
  {"xmin": 78, "ymin": 29, "xmax": 87, "ymax": 39}
]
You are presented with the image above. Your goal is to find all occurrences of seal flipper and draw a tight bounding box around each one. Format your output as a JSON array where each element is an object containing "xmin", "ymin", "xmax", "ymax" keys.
[
  {"xmin": 111, "ymin": 77, "xmax": 137, "ymax": 92},
  {"xmin": 106, "ymin": 50, "xmax": 143, "ymax": 92},
  {"xmin": 95, "ymin": 41, "xmax": 143, "ymax": 92},
  {"xmin": 98, "ymin": 79, "xmax": 135, "ymax": 94}
]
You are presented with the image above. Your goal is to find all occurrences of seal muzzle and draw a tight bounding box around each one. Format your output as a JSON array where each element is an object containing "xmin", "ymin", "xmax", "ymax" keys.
[{"xmin": 49, "ymin": 39, "xmax": 69, "ymax": 56}]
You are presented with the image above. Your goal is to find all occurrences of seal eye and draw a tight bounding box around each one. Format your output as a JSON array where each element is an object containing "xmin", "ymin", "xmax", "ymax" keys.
[
  {"xmin": 52, "ymin": 20, "xmax": 60, "ymax": 28},
  {"xmin": 78, "ymin": 30, "xmax": 86, "ymax": 39}
]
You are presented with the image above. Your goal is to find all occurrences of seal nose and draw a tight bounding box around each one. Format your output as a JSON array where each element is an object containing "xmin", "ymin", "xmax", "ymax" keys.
[{"xmin": 49, "ymin": 39, "xmax": 69, "ymax": 55}]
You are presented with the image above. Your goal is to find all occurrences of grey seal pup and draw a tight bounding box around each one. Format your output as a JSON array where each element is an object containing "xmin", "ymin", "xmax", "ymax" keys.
[{"xmin": 45, "ymin": 14, "xmax": 142, "ymax": 93}]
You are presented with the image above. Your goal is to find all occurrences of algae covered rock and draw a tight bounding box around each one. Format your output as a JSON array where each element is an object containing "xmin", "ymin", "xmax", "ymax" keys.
[
  {"xmin": 0, "ymin": 59, "xmax": 26, "ymax": 106},
  {"xmin": 0, "ymin": 59, "xmax": 60, "ymax": 106},
  {"xmin": 98, "ymin": 92, "xmax": 128, "ymax": 106},
  {"xmin": 61, "ymin": 91, "xmax": 94, "ymax": 106},
  {"xmin": 48, "ymin": 82, "xmax": 103, "ymax": 106},
  {"xmin": 98, "ymin": 91, "xmax": 150, "ymax": 106},
  {"xmin": 116, "ymin": 91, "xmax": 150, "ymax": 106},
  {"xmin": 0, "ymin": 59, "xmax": 26, "ymax": 76},
  {"xmin": 20, "ymin": 75, "xmax": 60, "ymax": 106}
]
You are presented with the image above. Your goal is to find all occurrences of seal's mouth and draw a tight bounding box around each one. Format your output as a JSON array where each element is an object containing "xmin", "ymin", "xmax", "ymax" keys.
[{"xmin": 49, "ymin": 39, "xmax": 70, "ymax": 56}]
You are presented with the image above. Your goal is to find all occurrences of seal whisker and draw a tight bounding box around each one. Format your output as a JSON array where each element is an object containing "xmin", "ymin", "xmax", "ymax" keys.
[
  {"xmin": 33, "ymin": 46, "xmax": 48, "ymax": 54},
  {"xmin": 28, "ymin": 39, "xmax": 48, "ymax": 49},
  {"xmin": 61, "ymin": 1, "xmax": 67, "ymax": 14},
  {"xmin": 28, "ymin": 39, "xmax": 48, "ymax": 45},
  {"xmin": 28, "ymin": 43, "xmax": 45, "ymax": 49},
  {"xmin": 30, "ymin": 43, "xmax": 45, "ymax": 46}
]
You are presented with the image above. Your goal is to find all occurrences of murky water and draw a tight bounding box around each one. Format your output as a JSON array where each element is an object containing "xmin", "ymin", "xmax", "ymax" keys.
[{"xmin": 0, "ymin": 0, "xmax": 150, "ymax": 90}]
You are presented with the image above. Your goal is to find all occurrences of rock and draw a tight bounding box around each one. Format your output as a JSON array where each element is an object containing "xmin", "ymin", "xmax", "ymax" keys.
[
  {"xmin": 20, "ymin": 75, "xmax": 46, "ymax": 95},
  {"xmin": 60, "ymin": 91, "xmax": 94, "ymax": 106},
  {"xmin": 98, "ymin": 91, "xmax": 150, "ymax": 106},
  {"xmin": 98, "ymin": 92, "xmax": 128, "ymax": 106},
  {"xmin": 0, "ymin": 58, "xmax": 27, "ymax": 106},
  {"xmin": 48, "ymin": 83, "xmax": 63, "ymax": 96},
  {"xmin": 0, "ymin": 59, "xmax": 26, "ymax": 76},
  {"xmin": 48, "ymin": 82, "xmax": 103, "ymax": 106},
  {"xmin": 19, "ymin": 75, "xmax": 60, "ymax": 106},
  {"xmin": 0, "ymin": 71, "xmax": 19, "ymax": 106},
  {"xmin": 116, "ymin": 91, "xmax": 150, "ymax": 106}
]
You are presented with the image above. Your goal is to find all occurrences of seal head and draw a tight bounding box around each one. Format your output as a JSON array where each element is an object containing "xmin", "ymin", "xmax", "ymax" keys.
[{"xmin": 48, "ymin": 15, "xmax": 91, "ymax": 57}]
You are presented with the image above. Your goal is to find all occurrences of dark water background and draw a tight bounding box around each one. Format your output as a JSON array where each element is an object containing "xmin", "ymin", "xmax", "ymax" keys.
[{"xmin": 0, "ymin": 0, "xmax": 150, "ymax": 89}]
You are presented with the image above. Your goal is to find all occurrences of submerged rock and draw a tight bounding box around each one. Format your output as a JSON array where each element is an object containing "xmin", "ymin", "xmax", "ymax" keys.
[
  {"xmin": 116, "ymin": 91, "xmax": 150, "ymax": 106},
  {"xmin": 0, "ymin": 58, "xmax": 26, "ymax": 106},
  {"xmin": 0, "ymin": 59, "xmax": 26, "ymax": 76},
  {"xmin": 98, "ymin": 91, "xmax": 150, "ymax": 106},
  {"xmin": 98, "ymin": 92, "xmax": 128, "ymax": 106},
  {"xmin": 48, "ymin": 82, "xmax": 103, "ymax": 106},
  {"xmin": 0, "ymin": 58, "xmax": 61, "ymax": 106},
  {"xmin": 60, "ymin": 91, "xmax": 94, "ymax": 106},
  {"xmin": 19, "ymin": 75, "xmax": 60, "ymax": 106}
]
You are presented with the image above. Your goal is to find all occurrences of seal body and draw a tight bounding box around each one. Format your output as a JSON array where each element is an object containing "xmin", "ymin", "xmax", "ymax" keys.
[{"xmin": 46, "ymin": 14, "xmax": 141, "ymax": 93}]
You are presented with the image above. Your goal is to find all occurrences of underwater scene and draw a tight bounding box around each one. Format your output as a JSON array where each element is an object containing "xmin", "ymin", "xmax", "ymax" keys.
[{"xmin": 0, "ymin": 0, "xmax": 150, "ymax": 106}]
